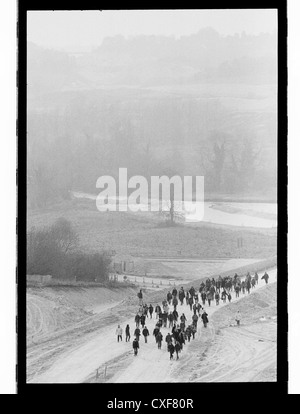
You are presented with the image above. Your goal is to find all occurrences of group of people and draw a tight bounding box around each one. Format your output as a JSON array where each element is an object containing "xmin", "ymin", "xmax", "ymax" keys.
[{"xmin": 115, "ymin": 271, "xmax": 270, "ymax": 358}]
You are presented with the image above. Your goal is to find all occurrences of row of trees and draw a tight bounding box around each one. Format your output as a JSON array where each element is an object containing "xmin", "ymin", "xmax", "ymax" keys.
[
  {"xmin": 27, "ymin": 218, "xmax": 111, "ymax": 282},
  {"xmin": 27, "ymin": 97, "xmax": 276, "ymax": 209}
]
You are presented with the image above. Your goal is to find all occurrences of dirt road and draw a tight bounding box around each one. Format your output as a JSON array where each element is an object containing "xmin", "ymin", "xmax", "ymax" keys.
[{"xmin": 29, "ymin": 268, "xmax": 276, "ymax": 383}]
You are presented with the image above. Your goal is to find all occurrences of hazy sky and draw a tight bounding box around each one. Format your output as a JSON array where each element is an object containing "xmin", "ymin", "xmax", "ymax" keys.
[{"xmin": 27, "ymin": 9, "xmax": 277, "ymax": 50}]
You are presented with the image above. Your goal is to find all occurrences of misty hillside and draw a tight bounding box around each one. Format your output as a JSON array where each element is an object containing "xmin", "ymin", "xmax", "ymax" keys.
[
  {"xmin": 27, "ymin": 29, "xmax": 277, "ymax": 208},
  {"xmin": 28, "ymin": 29, "xmax": 277, "ymax": 94}
]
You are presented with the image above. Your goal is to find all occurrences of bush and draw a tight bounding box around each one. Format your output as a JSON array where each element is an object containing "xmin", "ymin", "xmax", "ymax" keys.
[
  {"xmin": 68, "ymin": 252, "xmax": 111, "ymax": 282},
  {"xmin": 27, "ymin": 218, "xmax": 110, "ymax": 281}
]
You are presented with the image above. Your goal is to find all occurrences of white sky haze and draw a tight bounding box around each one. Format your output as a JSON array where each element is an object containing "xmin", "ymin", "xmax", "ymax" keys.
[{"xmin": 27, "ymin": 9, "xmax": 277, "ymax": 51}]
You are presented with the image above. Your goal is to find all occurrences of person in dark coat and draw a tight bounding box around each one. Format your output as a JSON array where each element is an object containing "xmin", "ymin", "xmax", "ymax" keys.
[
  {"xmin": 172, "ymin": 309, "xmax": 178, "ymax": 322},
  {"xmin": 188, "ymin": 296, "xmax": 193, "ymax": 311},
  {"xmin": 156, "ymin": 331, "xmax": 163, "ymax": 349},
  {"xmin": 178, "ymin": 288, "xmax": 185, "ymax": 305},
  {"xmin": 221, "ymin": 289, "xmax": 227, "ymax": 303},
  {"xmin": 140, "ymin": 314, "xmax": 146, "ymax": 329},
  {"xmin": 246, "ymin": 279, "xmax": 251, "ymax": 294},
  {"xmin": 142, "ymin": 326, "xmax": 149, "ymax": 343},
  {"xmin": 168, "ymin": 312, "xmax": 174, "ymax": 328},
  {"xmin": 228, "ymin": 292, "xmax": 232, "ymax": 303},
  {"xmin": 153, "ymin": 326, "xmax": 160, "ymax": 338},
  {"xmin": 192, "ymin": 313, "xmax": 199, "ymax": 328},
  {"xmin": 168, "ymin": 342, "xmax": 175, "ymax": 360},
  {"xmin": 180, "ymin": 313, "xmax": 187, "ymax": 323},
  {"xmin": 172, "ymin": 287, "xmax": 178, "ymax": 297},
  {"xmin": 172, "ymin": 296, "xmax": 178, "ymax": 311},
  {"xmin": 167, "ymin": 291, "xmax": 172, "ymax": 304},
  {"xmin": 207, "ymin": 292, "xmax": 213, "ymax": 307},
  {"xmin": 261, "ymin": 272, "xmax": 269, "ymax": 284},
  {"xmin": 162, "ymin": 311, "xmax": 168, "ymax": 328},
  {"xmin": 178, "ymin": 331, "xmax": 185, "ymax": 347},
  {"xmin": 125, "ymin": 324, "xmax": 131, "ymax": 342},
  {"xmin": 137, "ymin": 289, "xmax": 143, "ymax": 305},
  {"xmin": 148, "ymin": 304, "xmax": 154, "ymax": 318},
  {"xmin": 135, "ymin": 313, "xmax": 140, "ymax": 327},
  {"xmin": 174, "ymin": 341, "xmax": 181, "ymax": 360},
  {"xmin": 132, "ymin": 338, "xmax": 139, "ymax": 355},
  {"xmin": 134, "ymin": 327, "xmax": 141, "ymax": 341},
  {"xmin": 165, "ymin": 332, "xmax": 172, "ymax": 343},
  {"xmin": 235, "ymin": 284, "xmax": 241, "ymax": 298},
  {"xmin": 215, "ymin": 291, "xmax": 220, "ymax": 305},
  {"xmin": 186, "ymin": 325, "xmax": 192, "ymax": 342},
  {"xmin": 201, "ymin": 311, "xmax": 209, "ymax": 328},
  {"xmin": 191, "ymin": 324, "xmax": 196, "ymax": 339},
  {"xmin": 185, "ymin": 291, "xmax": 190, "ymax": 305},
  {"xmin": 201, "ymin": 291, "xmax": 206, "ymax": 306}
]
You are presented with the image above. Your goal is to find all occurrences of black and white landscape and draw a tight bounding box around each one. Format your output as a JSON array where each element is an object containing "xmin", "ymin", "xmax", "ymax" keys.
[{"xmin": 26, "ymin": 9, "xmax": 278, "ymax": 383}]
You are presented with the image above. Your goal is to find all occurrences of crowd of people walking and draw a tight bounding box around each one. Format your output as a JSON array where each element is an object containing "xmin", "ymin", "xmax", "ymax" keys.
[{"xmin": 115, "ymin": 271, "xmax": 269, "ymax": 359}]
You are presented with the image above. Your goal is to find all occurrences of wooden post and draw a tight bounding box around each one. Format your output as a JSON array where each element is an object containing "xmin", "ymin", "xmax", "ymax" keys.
[
  {"xmin": 104, "ymin": 365, "xmax": 107, "ymax": 381},
  {"xmin": 96, "ymin": 368, "xmax": 99, "ymax": 379}
]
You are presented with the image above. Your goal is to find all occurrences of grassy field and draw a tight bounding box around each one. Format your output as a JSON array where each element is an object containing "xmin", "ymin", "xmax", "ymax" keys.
[{"xmin": 27, "ymin": 198, "xmax": 277, "ymax": 260}]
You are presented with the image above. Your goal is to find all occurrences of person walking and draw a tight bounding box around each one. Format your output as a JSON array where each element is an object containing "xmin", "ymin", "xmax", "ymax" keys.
[
  {"xmin": 149, "ymin": 304, "xmax": 154, "ymax": 318},
  {"xmin": 201, "ymin": 291, "xmax": 206, "ymax": 306},
  {"xmin": 185, "ymin": 291, "xmax": 190, "ymax": 305},
  {"xmin": 132, "ymin": 338, "xmax": 139, "ymax": 356},
  {"xmin": 156, "ymin": 331, "xmax": 163, "ymax": 349},
  {"xmin": 167, "ymin": 291, "xmax": 173, "ymax": 304},
  {"xmin": 228, "ymin": 292, "xmax": 232, "ymax": 303},
  {"xmin": 215, "ymin": 291, "xmax": 220, "ymax": 305},
  {"xmin": 165, "ymin": 332, "xmax": 173, "ymax": 346},
  {"xmin": 254, "ymin": 272, "xmax": 259, "ymax": 285},
  {"xmin": 221, "ymin": 289, "xmax": 227, "ymax": 303},
  {"xmin": 172, "ymin": 296, "xmax": 178, "ymax": 311},
  {"xmin": 168, "ymin": 312, "xmax": 174, "ymax": 329},
  {"xmin": 135, "ymin": 313, "xmax": 140, "ymax": 328},
  {"xmin": 179, "ymin": 287, "xmax": 185, "ymax": 305},
  {"xmin": 142, "ymin": 326, "xmax": 149, "ymax": 343},
  {"xmin": 186, "ymin": 325, "xmax": 192, "ymax": 342},
  {"xmin": 261, "ymin": 272, "xmax": 269, "ymax": 284},
  {"xmin": 140, "ymin": 314, "xmax": 146, "ymax": 329},
  {"xmin": 207, "ymin": 292, "xmax": 212, "ymax": 307},
  {"xmin": 188, "ymin": 295, "xmax": 194, "ymax": 311},
  {"xmin": 235, "ymin": 310, "xmax": 241, "ymax": 326},
  {"xmin": 168, "ymin": 342, "xmax": 175, "ymax": 360},
  {"xmin": 116, "ymin": 325, "xmax": 123, "ymax": 342},
  {"xmin": 174, "ymin": 341, "xmax": 181, "ymax": 360},
  {"xmin": 155, "ymin": 304, "xmax": 161, "ymax": 319},
  {"xmin": 125, "ymin": 324, "xmax": 131, "ymax": 342},
  {"xmin": 134, "ymin": 327, "xmax": 141, "ymax": 341},
  {"xmin": 192, "ymin": 312, "xmax": 199, "ymax": 328},
  {"xmin": 201, "ymin": 310, "xmax": 209, "ymax": 328},
  {"xmin": 191, "ymin": 324, "xmax": 197, "ymax": 339},
  {"xmin": 137, "ymin": 289, "xmax": 143, "ymax": 305}
]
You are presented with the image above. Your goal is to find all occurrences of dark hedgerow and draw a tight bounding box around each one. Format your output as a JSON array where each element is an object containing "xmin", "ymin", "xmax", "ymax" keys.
[{"xmin": 27, "ymin": 218, "xmax": 111, "ymax": 281}]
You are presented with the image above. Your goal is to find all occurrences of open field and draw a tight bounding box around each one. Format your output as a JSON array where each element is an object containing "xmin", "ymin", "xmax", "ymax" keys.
[{"xmin": 27, "ymin": 198, "xmax": 277, "ymax": 259}]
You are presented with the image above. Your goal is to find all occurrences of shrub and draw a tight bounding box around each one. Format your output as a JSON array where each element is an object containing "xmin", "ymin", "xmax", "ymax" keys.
[{"xmin": 27, "ymin": 218, "xmax": 110, "ymax": 281}]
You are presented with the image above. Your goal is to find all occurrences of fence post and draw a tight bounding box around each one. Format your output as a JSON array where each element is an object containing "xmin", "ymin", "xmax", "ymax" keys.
[
  {"xmin": 96, "ymin": 368, "xmax": 99, "ymax": 379},
  {"xmin": 104, "ymin": 365, "xmax": 107, "ymax": 381}
]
